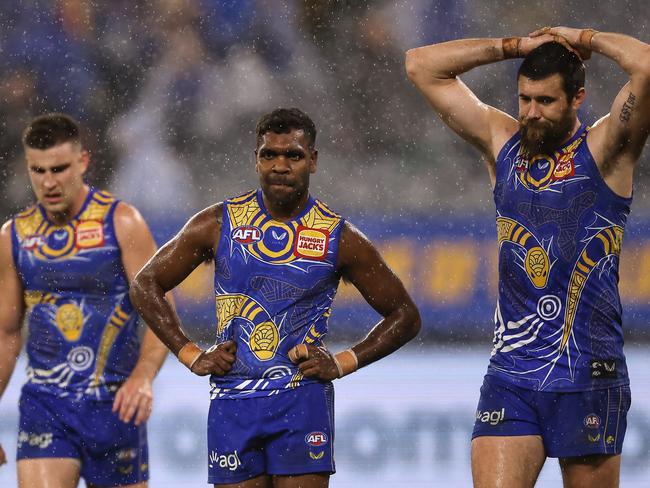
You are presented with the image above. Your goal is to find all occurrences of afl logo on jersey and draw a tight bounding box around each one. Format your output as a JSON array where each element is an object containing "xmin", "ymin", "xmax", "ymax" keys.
[
  {"xmin": 294, "ymin": 227, "xmax": 329, "ymax": 260},
  {"xmin": 305, "ymin": 432, "xmax": 328, "ymax": 447},
  {"xmin": 232, "ymin": 226, "xmax": 263, "ymax": 244},
  {"xmin": 76, "ymin": 221, "xmax": 104, "ymax": 249},
  {"xmin": 22, "ymin": 234, "xmax": 45, "ymax": 250}
]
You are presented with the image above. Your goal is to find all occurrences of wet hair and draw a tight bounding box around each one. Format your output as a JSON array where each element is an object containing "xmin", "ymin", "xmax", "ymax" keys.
[
  {"xmin": 22, "ymin": 113, "xmax": 82, "ymax": 150},
  {"xmin": 518, "ymin": 42, "xmax": 585, "ymax": 100},
  {"xmin": 255, "ymin": 108, "xmax": 317, "ymax": 150}
]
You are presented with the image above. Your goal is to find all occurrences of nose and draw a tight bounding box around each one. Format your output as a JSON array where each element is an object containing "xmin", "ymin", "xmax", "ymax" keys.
[
  {"xmin": 272, "ymin": 157, "xmax": 290, "ymax": 173},
  {"xmin": 42, "ymin": 171, "xmax": 57, "ymax": 189},
  {"xmin": 526, "ymin": 101, "xmax": 541, "ymax": 119}
]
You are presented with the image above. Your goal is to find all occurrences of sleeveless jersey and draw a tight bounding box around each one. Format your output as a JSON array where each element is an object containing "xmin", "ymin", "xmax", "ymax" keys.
[
  {"xmin": 489, "ymin": 124, "xmax": 632, "ymax": 392},
  {"xmin": 210, "ymin": 189, "xmax": 344, "ymax": 399},
  {"xmin": 12, "ymin": 189, "xmax": 140, "ymax": 400}
]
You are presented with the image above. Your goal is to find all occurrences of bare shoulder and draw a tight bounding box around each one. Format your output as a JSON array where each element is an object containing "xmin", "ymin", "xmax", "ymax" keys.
[
  {"xmin": 169, "ymin": 203, "xmax": 224, "ymax": 256},
  {"xmin": 185, "ymin": 203, "xmax": 223, "ymax": 233},
  {"xmin": 338, "ymin": 221, "xmax": 375, "ymax": 270},
  {"xmin": 0, "ymin": 219, "xmax": 14, "ymax": 249},
  {"xmin": 0, "ymin": 219, "xmax": 13, "ymax": 238},
  {"xmin": 114, "ymin": 201, "xmax": 148, "ymax": 231}
]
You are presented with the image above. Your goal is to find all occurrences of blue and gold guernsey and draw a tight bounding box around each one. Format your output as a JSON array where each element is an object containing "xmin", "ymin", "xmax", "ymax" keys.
[
  {"xmin": 211, "ymin": 189, "xmax": 344, "ymax": 399},
  {"xmin": 489, "ymin": 124, "xmax": 632, "ymax": 392},
  {"xmin": 12, "ymin": 189, "xmax": 140, "ymax": 400}
]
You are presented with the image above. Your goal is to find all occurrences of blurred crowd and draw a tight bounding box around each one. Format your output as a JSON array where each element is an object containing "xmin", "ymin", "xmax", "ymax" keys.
[{"xmin": 2, "ymin": 0, "xmax": 650, "ymax": 223}]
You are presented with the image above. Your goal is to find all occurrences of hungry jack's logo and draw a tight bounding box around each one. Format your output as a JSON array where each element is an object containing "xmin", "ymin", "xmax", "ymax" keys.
[
  {"xmin": 294, "ymin": 226, "xmax": 329, "ymax": 260},
  {"xmin": 76, "ymin": 220, "xmax": 104, "ymax": 249}
]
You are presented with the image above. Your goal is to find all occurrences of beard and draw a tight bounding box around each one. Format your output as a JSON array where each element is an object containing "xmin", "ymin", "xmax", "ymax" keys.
[{"xmin": 519, "ymin": 114, "xmax": 575, "ymax": 158}]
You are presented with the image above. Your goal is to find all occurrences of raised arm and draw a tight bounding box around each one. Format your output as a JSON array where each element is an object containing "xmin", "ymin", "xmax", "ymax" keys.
[
  {"xmin": 112, "ymin": 202, "xmax": 170, "ymax": 425},
  {"xmin": 129, "ymin": 204, "xmax": 236, "ymax": 377},
  {"xmin": 405, "ymin": 35, "xmax": 554, "ymax": 183},
  {"xmin": 0, "ymin": 221, "xmax": 24, "ymax": 467},
  {"xmin": 541, "ymin": 27, "xmax": 650, "ymax": 197},
  {"xmin": 291, "ymin": 222, "xmax": 421, "ymax": 380}
]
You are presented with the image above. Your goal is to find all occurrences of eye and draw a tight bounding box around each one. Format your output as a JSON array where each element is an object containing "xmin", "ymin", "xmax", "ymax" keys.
[{"xmin": 30, "ymin": 167, "xmax": 45, "ymax": 174}]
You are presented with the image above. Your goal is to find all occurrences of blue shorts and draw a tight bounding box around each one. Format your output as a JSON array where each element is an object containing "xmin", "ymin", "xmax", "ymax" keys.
[
  {"xmin": 17, "ymin": 388, "xmax": 149, "ymax": 486},
  {"xmin": 472, "ymin": 373, "xmax": 631, "ymax": 458},
  {"xmin": 207, "ymin": 382, "xmax": 335, "ymax": 484}
]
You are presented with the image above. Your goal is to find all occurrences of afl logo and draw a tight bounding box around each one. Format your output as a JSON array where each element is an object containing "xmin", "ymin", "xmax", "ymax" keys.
[
  {"xmin": 305, "ymin": 432, "xmax": 328, "ymax": 447},
  {"xmin": 231, "ymin": 226, "xmax": 263, "ymax": 244},
  {"xmin": 584, "ymin": 414, "xmax": 601, "ymax": 429}
]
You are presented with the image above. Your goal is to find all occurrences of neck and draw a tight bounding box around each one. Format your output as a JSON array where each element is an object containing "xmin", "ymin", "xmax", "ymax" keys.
[
  {"xmin": 562, "ymin": 118, "xmax": 582, "ymax": 145},
  {"xmin": 262, "ymin": 190, "xmax": 310, "ymax": 221}
]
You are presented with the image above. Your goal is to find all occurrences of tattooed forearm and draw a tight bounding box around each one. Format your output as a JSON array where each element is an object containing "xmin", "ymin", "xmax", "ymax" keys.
[{"xmin": 619, "ymin": 93, "xmax": 636, "ymax": 122}]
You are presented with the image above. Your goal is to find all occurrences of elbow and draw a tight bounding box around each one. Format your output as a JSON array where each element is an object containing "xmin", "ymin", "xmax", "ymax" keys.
[
  {"xmin": 640, "ymin": 47, "xmax": 650, "ymax": 80},
  {"xmin": 128, "ymin": 270, "xmax": 150, "ymax": 310},
  {"xmin": 403, "ymin": 303, "xmax": 422, "ymax": 343},
  {"xmin": 404, "ymin": 48, "xmax": 422, "ymax": 82}
]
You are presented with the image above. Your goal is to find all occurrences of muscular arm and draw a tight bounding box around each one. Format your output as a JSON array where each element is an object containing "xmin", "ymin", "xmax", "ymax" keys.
[
  {"xmin": 337, "ymin": 222, "xmax": 421, "ymax": 367},
  {"xmin": 0, "ymin": 221, "xmax": 24, "ymax": 466},
  {"xmin": 129, "ymin": 204, "xmax": 235, "ymax": 376},
  {"xmin": 293, "ymin": 222, "xmax": 421, "ymax": 380},
  {"xmin": 115, "ymin": 203, "xmax": 169, "ymax": 379},
  {"xmin": 405, "ymin": 35, "xmax": 553, "ymax": 184},
  {"xmin": 113, "ymin": 203, "xmax": 170, "ymax": 424},
  {"xmin": 582, "ymin": 31, "xmax": 650, "ymax": 197}
]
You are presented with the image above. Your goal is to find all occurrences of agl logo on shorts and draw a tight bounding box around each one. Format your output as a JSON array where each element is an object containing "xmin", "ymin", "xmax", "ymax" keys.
[
  {"xmin": 476, "ymin": 408, "xmax": 505, "ymax": 426},
  {"xmin": 209, "ymin": 450, "xmax": 242, "ymax": 471},
  {"xmin": 294, "ymin": 226, "xmax": 329, "ymax": 260},
  {"xmin": 232, "ymin": 226, "xmax": 263, "ymax": 244}
]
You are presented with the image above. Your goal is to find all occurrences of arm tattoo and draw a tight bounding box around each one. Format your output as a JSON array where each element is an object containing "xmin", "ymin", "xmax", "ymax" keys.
[{"xmin": 619, "ymin": 93, "xmax": 636, "ymax": 123}]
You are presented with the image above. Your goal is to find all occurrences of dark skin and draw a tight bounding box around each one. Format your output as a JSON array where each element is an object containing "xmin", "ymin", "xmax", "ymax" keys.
[{"xmin": 130, "ymin": 129, "xmax": 421, "ymax": 487}]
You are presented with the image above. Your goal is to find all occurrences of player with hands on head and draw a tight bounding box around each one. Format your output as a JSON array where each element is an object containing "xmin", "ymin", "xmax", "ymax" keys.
[
  {"xmin": 407, "ymin": 26, "xmax": 650, "ymax": 488},
  {"xmin": 130, "ymin": 107, "xmax": 421, "ymax": 488}
]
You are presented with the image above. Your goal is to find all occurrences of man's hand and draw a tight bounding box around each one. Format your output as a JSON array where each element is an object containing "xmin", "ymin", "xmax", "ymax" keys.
[
  {"xmin": 112, "ymin": 372, "xmax": 154, "ymax": 426},
  {"xmin": 518, "ymin": 33, "xmax": 556, "ymax": 57},
  {"xmin": 288, "ymin": 344, "xmax": 339, "ymax": 381},
  {"xmin": 529, "ymin": 26, "xmax": 593, "ymax": 59},
  {"xmin": 191, "ymin": 340, "xmax": 237, "ymax": 376}
]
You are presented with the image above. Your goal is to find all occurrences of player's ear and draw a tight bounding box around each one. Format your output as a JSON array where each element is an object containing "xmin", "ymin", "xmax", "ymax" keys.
[
  {"xmin": 572, "ymin": 87, "xmax": 586, "ymax": 111},
  {"xmin": 310, "ymin": 149, "xmax": 318, "ymax": 174},
  {"xmin": 80, "ymin": 149, "xmax": 90, "ymax": 175}
]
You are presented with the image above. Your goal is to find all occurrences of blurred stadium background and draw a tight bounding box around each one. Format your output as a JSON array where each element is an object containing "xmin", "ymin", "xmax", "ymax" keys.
[{"xmin": 1, "ymin": 1, "xmax": 650, "ymax": 486}]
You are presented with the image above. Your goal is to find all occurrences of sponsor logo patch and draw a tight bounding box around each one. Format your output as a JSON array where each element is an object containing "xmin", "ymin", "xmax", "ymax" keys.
[
  {"xmin": 309, "ymin": 451, "xmax": 325, "ymax": 460},
  {"xmin": 17, "ymin": 431, "xmax": 53, "ymax": 449},
  {"xmin": 475, "ymin": 408, "xmax": 506, "ymax": 426},
  {"xmin": 305, "ymin": 432, "xmax": 328, "ymax": 447},
  {"xmin": 209, "ymin": 450, "xmax": 242, "ymax": 471},
  {"xmin": 231, "ymin": 225, "xmax": 263, "ymax": 244},
  {"xmin": 76, "ymin": 220, "xmax": 104, "ymax": 249},
  {"xmin": 552, "ymin": 153, "xmax": 575, "ymax": 180},
  {"xmin": 294, "ymin": 226, "xmax": 329, "ymax": 260},
  {"xmin": 588, "ymin": 433, "xmax": 601, "ymax": 443},
  {"xmin": 591, "ymin": 359, "xmax": 617, "ymax": 379},
  {"xmin": 584, "ymin": 414, "xmax": 601, "ymax": 429}
]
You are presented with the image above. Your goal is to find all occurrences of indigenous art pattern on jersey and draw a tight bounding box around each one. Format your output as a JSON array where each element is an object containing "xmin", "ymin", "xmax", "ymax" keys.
[
  {"xmin": 12, "ymin": 190, "xmax": 140, "ymax": 400},
  {"xmin": 211, "ymin": 189, "xmax": 344, "ymax": 399},
  {"xmin": 490, "ymin": 126, "xmax": 631, "ymax": 392}
]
